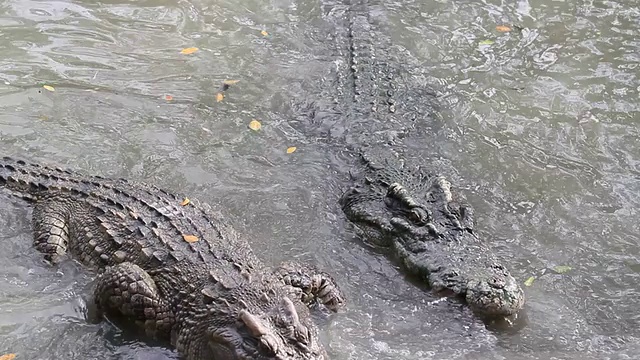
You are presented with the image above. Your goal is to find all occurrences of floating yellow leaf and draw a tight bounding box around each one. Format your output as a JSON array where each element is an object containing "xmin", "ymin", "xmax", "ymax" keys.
[
  {"xmin": 180, "ymin": 198, "xmax": 190, "ymax": 206},
  {"xmin": 496, "ymin": 25, "xmax": 512, "ymax": 32},
  {"xmin": 164, "ymin": 94, "xmax": 173, "ymax": 101},
  {"xmin": 479, "ymin": 39, "xmax": 494, "ymax": 45},
  {"xmin": 523, "ymin": 276, "xmax": 536, "ymax": 287},
  {"xmin": 183, "ymin": 235, "xmax": 199, "ymax": 243},
  {"xmin": 248, "ymin": 119, "xmax": 262, "ymax": 131},
  {"xmin": 0, "ymin": 354, "xmax": 16, "ymax": 360},
  {"xmin": 223, "ymin": 79, "xmax": 240, "ymax": 85},
  {"xmin": 180, "ymin": 47, "xmax": 199, "ymax": 55},
  {"xmin": 286, "ymin": 146, "xmax": 297, "ymax": 154},
  {"xmin": 261, "ymin": 30, "xmax": 268, "ymax": 36},
  {"xmin": 43, "ymin": 85, "xmax": 55, "ymax": 92},
  {"xmin": 215, "ymin": 92, "xmax": 224, "ymax": 102}
]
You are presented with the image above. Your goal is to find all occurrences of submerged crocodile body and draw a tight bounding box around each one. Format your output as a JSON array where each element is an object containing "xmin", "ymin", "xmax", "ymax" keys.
[
  {"xmin": 309, "ymin": 0, "xmax": 525, "ymax": 317},
  {"xmin": 0, "ymin": 157, "xmax": 344, "ymax": 359}
]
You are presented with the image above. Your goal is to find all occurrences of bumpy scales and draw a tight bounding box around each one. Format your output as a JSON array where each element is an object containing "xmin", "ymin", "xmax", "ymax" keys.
[
  {"xmin": 340, "ymin": 152, "xmax": 524, "ymax": 316},
  {"xmin": 0, "ymin": 156, "xmax": 345, "ymax": 359},
  {"xmin": 309, "ymin": 0, "xmax": 526, "ymax": 317}
]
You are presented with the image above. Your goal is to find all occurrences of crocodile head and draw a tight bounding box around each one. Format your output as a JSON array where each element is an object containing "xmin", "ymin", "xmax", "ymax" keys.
[
  {"xmin": 339, "ymin": 155, "xmax": 525, "ymax": 317},
  {"xmin": 179, "ymin": 286, "xmax": 328, "ymax": 359}
]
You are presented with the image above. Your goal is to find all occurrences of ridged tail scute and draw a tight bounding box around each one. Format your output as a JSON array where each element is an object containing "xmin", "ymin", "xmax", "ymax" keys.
[
  {"xmin": 1, "ymin": 156, "xmax": 90, "ymax": 199},
  {"xmin": 1, "ymin": 157, "xmax": 41, "ymax": 200}
]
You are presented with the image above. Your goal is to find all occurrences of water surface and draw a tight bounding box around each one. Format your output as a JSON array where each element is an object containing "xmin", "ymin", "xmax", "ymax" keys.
[{"xmin": 0, "ymin": 0, "xmax": 639, "ymax": 359}]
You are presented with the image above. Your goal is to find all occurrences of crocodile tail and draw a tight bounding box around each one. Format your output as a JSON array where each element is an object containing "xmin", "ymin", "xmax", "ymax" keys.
[
  {"xmin": 0, "ymin": 157, "xmax": 46, "ymax": 198},
  {"xmin": 0, "ymin": 156, "xmax": 92, "ymax": 200}
]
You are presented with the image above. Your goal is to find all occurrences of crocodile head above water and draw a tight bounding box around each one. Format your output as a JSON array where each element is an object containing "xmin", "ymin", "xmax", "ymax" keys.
[
  {"xmin": 170, "ymin": 269, "xmax": 328, "ymax": 360},
  {"xmin": 184, "ymin": 293, "xmax": 327, "ymax": 359},
  {"xmin": 339, "ymin": 153, "xmax": 525, "ymax": 317}
]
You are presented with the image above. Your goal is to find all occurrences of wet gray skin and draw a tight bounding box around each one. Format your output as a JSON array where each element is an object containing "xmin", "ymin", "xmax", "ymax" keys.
[
  {"xmin": 340, "ymin": 154, "xmax": 525, "ymax": 317},
  {"xmin": 0, "ymin": 157, "xmax": 341, "ymax": 360}
]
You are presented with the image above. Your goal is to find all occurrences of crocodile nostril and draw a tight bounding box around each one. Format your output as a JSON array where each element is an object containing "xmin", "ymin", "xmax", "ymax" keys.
[{"xmin": 489, "ymin": 277, "xmax": 505, "ymax": 289}]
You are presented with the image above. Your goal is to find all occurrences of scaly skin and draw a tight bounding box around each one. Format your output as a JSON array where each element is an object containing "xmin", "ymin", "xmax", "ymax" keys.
[
  {"xmin": 0, "ymin": 156, "xmax": 345, "ymax": 359},
  {"xmin": 298, "ymin": 0, "xmax": 525, "ymax": 317},
  {"xmin": 339, "ymin": 152, "xmax": 524, "ymax": 317}
]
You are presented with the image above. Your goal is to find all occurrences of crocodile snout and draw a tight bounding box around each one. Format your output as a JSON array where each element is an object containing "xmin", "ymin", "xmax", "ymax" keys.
[{"xmin": 465, "ymin": 274, "xmax": 525, "ymax": 317}]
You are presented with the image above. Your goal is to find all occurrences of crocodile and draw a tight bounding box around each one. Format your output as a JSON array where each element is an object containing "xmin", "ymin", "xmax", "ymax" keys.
[
  {"xmin": 0, "ymin": 156, "xmax": 345, "ymax": 359},
  {"xmin": 300, "ymin": 0, "xmax": 525, "ymax": 317},
  {"xmin": 339, "ymin": 152, "xmax": 525, "ymax": 316}
]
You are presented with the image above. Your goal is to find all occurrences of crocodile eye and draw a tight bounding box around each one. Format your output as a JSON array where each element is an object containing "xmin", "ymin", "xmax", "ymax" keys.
[{"xmin": 408, "ymin": 207, "xmax": 429, "ymax": 225}]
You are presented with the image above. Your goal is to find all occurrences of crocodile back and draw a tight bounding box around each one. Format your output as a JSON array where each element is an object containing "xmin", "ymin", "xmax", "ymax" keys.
[{"xmin": 0, "ymin": 156, "xmax": 260, "ymax": 272}]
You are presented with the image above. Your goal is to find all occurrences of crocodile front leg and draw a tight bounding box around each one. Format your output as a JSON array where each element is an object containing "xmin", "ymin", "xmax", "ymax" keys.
[
  {"xmin": 94, "ymin": 262, "xmax": 175, "ymax": 339},
  {"xmin": 274, "ymin": 261, "xmax": 345, "ymax": 312}
]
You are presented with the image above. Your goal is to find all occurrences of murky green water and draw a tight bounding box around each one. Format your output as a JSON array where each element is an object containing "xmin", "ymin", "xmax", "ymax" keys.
[{"xmin": 0, "ymin": 0, "xmax": 638, "ymax": 359}]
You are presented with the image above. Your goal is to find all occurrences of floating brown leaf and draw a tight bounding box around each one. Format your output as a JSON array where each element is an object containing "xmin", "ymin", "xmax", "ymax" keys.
[
  {"xmin": 286, "ymin": 146, "xmax": 297, "ymax": 154},
  {"xmin": 221, "ymin": 79, "xmax": 239, "ymax": 91},
  {"xmin": 496, "ymin": 25, "xmax": 512, "ymax": 32},
  {"xmin": 183, "ymin": 235, "xmax": 199, "ymax": 243},
  {"xmin": 0, "ymin": 354, "xmax": 16, "ymax": 360},
  {"xmin": 180, "ymin": 47, "xmax": 199, "ymax": 54},
  {"xmin": 249, "ymin": 119, "xmax": 262, "ymax": 131},
  {"xmin": 216, "ymin": 92, "xmax": 224, "ymax": 102},
  {"xmin": 180, "ymin": 198, "xmax": 190, "ymax": 206}
]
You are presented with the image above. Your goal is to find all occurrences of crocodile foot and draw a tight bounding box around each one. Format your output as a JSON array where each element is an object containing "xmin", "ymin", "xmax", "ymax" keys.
[{"xmin": 274, "ymin": 261, "xmax": 346, "ymax": 312}]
